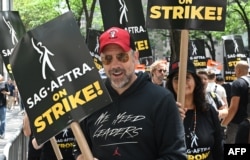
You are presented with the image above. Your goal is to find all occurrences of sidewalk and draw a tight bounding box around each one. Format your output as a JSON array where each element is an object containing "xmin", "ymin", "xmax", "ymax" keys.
[{"xmin": 0, "ymin": 105, "xmax": 24, "ymax": 155}]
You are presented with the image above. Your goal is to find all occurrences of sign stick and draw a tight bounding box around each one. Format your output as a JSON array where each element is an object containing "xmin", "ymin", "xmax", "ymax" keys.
[
  {"xmin": 50, "ymin": 137, "xmax": 63, "ymax": 160},
  {"xmin": 177, "ymin": 30, "xmax": 189, "ymax": 108},
  {"xmin": 71, "ymin": 121, "xmax": 94, "ymax": 160}
]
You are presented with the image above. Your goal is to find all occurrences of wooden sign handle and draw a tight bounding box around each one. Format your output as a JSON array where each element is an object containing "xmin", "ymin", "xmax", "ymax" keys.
[
  {"xmin": 50, "ymin": 137, "xmax": 63, "ymax": 160},
  {"xmin": 71, "ymin": 121, "xmax": 94, "ymax": 160},
  {"xmin": 177, "ymin": 30, "xmax": 189, "ymax": 108}
]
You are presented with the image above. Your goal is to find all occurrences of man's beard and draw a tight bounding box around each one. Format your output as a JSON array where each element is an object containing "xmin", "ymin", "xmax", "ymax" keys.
[{"xmin": 108, "ymin": 68, "xmax": 132, "ymax": 89}]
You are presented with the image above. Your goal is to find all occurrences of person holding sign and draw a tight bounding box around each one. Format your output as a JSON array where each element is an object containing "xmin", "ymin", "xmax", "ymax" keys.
[
  {"xmin": 73, "ymin": 27, "xmax": 186, "ymax": 159},
  {"xmin": 166, "ymin": 60, "xmax": 223, "ymax": 160}
]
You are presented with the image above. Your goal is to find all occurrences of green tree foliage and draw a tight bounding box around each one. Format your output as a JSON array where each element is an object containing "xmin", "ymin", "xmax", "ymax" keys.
[
  {"xmin": 13, "ymin": 0, "xmax": 82, "ymax": 31},
  {"xmin": 190, "ymin": 0, "xmax": 249, "ymax": 41},
  {"xmin": 212, "ymin": 0, "xmax": 249, "ymax": 41},
  {"xmin": 13, "ymin": 0, "xmax": 103, "ymax": 37},
  {"xmin": 189, "ymin": 0, "xmax": 250, "ymax": 59}
]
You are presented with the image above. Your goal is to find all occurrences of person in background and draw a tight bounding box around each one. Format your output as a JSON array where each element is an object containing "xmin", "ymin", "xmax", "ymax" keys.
[
  {"xmin": 0, "ymin": 74, "xmax": 10, "ymax": 139},
  {"xmin": 198, "ymin": 70, "xmax": 228, "ymax": 143},
  {"xmin": 206, "ymin": 71, "xmax": 228, "ymax": 110},
  {"xmin": 167, "ymin": 60, "xmax": 223, "ymax": 160},
  {"xmin": 6, "ymin": 78, "xmax": 16, "ymax": 111},
  {"xmin": 221, "ymin": 61, "xmax": 250, "ymax": 144},
  {"xmin": 73, "ymin": 27, "xmax": 186, "ymax": 160},
  {"xmin": 216, "ymin": 75, "xmax": 232, "ymax": 106},
  {"xmin": 197, "ymin": 70, "xmax": 228, "ymax": 120},
  {"xmin": 23, "ymin": 112, "xmax": 41, "ymax": 160},
  {"xmin": 149, "ymin": 60, "xmax": 167, "ymax": 87},
  {"xmin": 13, "ymin": 80, "xmax": 20, "ymax": 106}
]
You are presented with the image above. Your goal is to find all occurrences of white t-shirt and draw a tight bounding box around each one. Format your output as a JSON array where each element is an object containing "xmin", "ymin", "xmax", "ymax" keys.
[{"xmin": 206, "ymin": 82, "xmax": 227, "ymax": 100}]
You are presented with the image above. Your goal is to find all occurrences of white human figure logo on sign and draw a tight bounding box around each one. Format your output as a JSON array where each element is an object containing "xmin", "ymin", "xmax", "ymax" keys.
[
  {"xmin": 31, "ymin": 38, "xmax": 56, "ymax": 80},
  {"xmin": 191, "ymin": 41, "xmax": 197, "ymax": 56},
  {"xmin": 232, "ymin": 38, "xmax": 239, "ymax": 53},
  {"xmin": 119, "ymin": 0, "xmax": 128, "ymax": 24},
  {"xmin": 3, "ymin": 16, "xmax": 18, "ymax": 45}
]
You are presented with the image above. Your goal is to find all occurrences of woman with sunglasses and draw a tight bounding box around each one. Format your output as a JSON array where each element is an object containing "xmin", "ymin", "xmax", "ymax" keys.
[
  {"xmin": 149, "ymin": 60, "xmax": 167, "ymax": 87},
  {"xmin": 73, "ymin": 27, "xmax": 186, "ymax": 160}
]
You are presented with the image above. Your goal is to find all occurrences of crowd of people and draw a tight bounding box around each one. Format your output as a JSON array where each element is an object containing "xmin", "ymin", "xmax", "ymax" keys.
[{"xmin": 16, "ymin": 27, "xmax": 249, "ymax": 159}]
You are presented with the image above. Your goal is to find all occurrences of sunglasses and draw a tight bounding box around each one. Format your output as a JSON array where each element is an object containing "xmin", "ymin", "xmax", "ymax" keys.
[
  {"xmin": 101, "ymin": 52, "xmax": 130, "ymax": 65},
  {"xmin": 158, "ymin": 69, "xmax": 166, "ymax": 73}
]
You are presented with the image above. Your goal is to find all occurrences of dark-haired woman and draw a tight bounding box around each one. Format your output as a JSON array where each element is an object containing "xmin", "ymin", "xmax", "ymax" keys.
[{"xmin": 167, "ymin": 61, "xmax": 223, "ymax": 160}]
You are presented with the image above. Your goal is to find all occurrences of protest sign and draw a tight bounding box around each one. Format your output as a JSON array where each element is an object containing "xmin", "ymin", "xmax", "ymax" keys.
[
  {"xmin": 222, "ymin": 35, "xmax": 248, "ymax": 82},
  {"xmin": 86, "ymin": 29, "xmax": 103, "ymax": 71},
  {"xmin": 0, "ymin": 11, "xmax": 26, "ymax": 79},
  {"xmin": 146, "ymin": 0, "xmax": 227, "ymax": 107},
  {"xmin": 99, "ymin": 0, "xmax": 152, "ymax": 57},
  {"xmin": 10, "ymin": 11, "xmax": 112, "ymax": 146},
  {"xmin": 189, "ymin": 39, "xmax": 207, "ymax": 70},
  {"xmin": 0, "ymin": 11, "xmax": 64, "ymax": 160},
  {"xmin": 146, "ymin": 0, "xmax": 227, "ymax": 31}
]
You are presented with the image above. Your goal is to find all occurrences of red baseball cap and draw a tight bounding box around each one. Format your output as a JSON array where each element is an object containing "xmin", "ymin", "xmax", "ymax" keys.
[{"xmin": 99, "ymin": 27, "xmax": 134, "ymax": 53}]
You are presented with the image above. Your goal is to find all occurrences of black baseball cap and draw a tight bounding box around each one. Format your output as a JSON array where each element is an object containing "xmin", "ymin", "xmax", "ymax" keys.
[{"xmin": 168, "ymin": 60, "xmax": 196, "ymax": 78}]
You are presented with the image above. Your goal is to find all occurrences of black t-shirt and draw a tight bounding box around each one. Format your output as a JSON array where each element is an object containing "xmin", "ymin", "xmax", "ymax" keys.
[
  {"xmin": 222, "ymin": 83, "xmax": 231, "ymax": 106},
  {"xmin": 231, "ymin": 78, "xmax": 248, "ymax": 124},
  {"xmin": 184, "ymin": 105, "xmax": 223, "ymax": 160}
]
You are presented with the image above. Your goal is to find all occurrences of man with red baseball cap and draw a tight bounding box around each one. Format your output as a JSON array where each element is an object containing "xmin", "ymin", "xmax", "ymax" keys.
[
  {"xmin": 99, "ymin": 27, "xmax": 136, "ymax": 53},
  {"xmin": 73, "ymin": 27, "xmax": 186, "ymax": 160}
]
